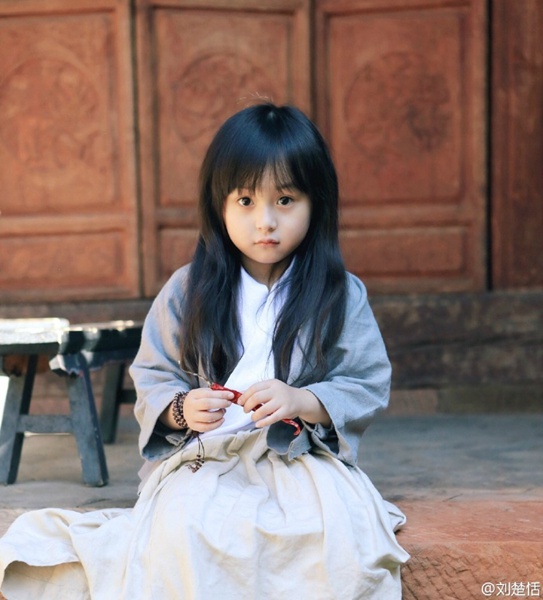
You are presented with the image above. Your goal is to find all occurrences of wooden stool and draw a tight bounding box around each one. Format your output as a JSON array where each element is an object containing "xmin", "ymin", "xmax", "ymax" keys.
[
  {"xmin": 0, "ymin": 319, "xmax": 142, "ymax": 487},
  {"xmin": 52, "ymin": 321, "xmax": 142, "ymax": 444}
]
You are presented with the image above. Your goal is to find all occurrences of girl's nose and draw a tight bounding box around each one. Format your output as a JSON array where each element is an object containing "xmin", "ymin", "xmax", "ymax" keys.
[{"xmin": 256, "ymin": 205, "xmax": 277, "ymax": 231}]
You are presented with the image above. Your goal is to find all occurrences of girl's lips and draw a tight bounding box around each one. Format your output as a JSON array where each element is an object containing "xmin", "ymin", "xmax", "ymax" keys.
[{"xmin": 256, "ymin": 239, "xmax": 279, "ymax": 246}]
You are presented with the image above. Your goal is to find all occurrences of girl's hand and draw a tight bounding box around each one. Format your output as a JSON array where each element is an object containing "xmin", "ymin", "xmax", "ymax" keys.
[
  {"xmin": 184, "ymin": 388, "xmax": 235, "ymax": 432},
  {"xmin": 162, "ymin": 388, "xmax": 234, "ymax": 433},
  {"xmin": 238, "ymin": 379, "xmax": 331, "ymax": 429}
]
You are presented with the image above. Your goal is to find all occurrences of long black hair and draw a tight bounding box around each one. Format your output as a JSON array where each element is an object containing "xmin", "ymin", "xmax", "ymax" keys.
[{"xmin": 180, "ymin": 103, "xmax": 347, "ymax": 385}]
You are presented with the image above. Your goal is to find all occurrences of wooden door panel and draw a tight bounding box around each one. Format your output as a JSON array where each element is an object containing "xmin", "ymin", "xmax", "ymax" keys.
[
  {"xmin": 492, "ymin": 0, "xmax": 543, "ymax": 290},
  {"xmin": 0, "ymin": 0, "xmax": 138, "ymax": 302},
  {"xmin": 0, "ymin": 226, "xmax": 128, "ymax": 294},
  {"xmin": 136, "ymin": 0, "xmax": 310, "ymax": 295},
  {"xmin": 341, "ymin": 227, "xmax": 468, "ymax": 278},
  {"xmin": 316, "ymin": 0, "xmax": 487, "ymax": 293}
]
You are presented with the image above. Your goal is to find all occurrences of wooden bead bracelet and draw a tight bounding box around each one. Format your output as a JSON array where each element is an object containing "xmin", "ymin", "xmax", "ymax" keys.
[
  {"xmin": 172, "ymin": 390, "xmax": 205, "ymax": 472},
  {"xmin": 172, "ymin": 390, "xmax": 189, "ymax": 429}
]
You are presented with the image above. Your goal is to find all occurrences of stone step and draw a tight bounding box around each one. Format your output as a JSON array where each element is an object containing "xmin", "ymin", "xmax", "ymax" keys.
[
  {"xmin": 0, "ymin": 510, "xmax": 25, "ymax": 538},
  {"xmin": 2, "ymin": 499, "xmax": 542, "ymax": 599},
  {"xmin": 1, "ymin": 415, "xmax": 541, "ymax": 598},
  {"xmin": 397, "ymin": 499, "xmax": 543, "ymax": 600}
]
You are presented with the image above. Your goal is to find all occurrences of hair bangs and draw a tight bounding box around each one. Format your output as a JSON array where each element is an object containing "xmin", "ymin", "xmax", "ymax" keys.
[{"xmin": 208, "ymin": 123, "xmax": 312, "ymax": 207}]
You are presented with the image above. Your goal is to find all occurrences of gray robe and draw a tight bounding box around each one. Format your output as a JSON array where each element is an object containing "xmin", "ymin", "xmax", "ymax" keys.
[
  {"xmin": 0, "ymin": 266, "xmax": 407, "ymax": 600},
  {"xmin": 129, "ymin": 264, "xmax": 391, "ymax": 477}
]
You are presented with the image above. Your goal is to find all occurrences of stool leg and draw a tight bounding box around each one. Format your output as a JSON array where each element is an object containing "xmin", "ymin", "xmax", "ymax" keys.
[
  {"xmin": 100, "ymin": 363, "xmax": 125, "ymax": 444},
  {"xmin": 0, "ymin": 355, "xmax": 37, "ymax": 484},
  {"xmin": 65, "ymin": 356, "xmax": 109, "ymax": 487}
]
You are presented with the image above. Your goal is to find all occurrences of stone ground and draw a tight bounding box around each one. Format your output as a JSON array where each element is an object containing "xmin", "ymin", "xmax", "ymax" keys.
[
  {"xmin": 1, "ymin": 413, "xmax": 541, "ymax": 511},
  {"xmin": 1, "ymin": 413, "xmax": 542, "ymax": 599}
]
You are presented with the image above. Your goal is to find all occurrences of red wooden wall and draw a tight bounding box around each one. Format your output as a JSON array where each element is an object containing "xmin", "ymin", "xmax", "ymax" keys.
[
  {"xmin": 0, "ymin": 0, "xmax": 139, "ymax": 301},
  {"xmin": 0, "ymin": 0, "xmax": 541, "ymax": 303},
  {"xmin": 136, "ymin": 0, "xmax": 311, "ymax": 295},
  {"xmin": 491, "ymin": 0, "xmax": 543, "ymax": 289},
  {"xmin": 315, "ymin": 0, "xmax": 487, "ymax": 293}
]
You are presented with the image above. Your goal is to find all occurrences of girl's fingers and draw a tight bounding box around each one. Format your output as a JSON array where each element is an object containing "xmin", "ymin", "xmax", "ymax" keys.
[
  {"xmin": 196, "ymin": 408, "xmax": 226, "ymax": 423},
  {"xmin": 187, "ymin": 389, "xmax": 234, "ymax": 410},
  {"xmin": 239, "ymin": 387, "xmax": 272, "ymax": 413},
  {"xmin": 195, "ymin": 390, "xmax": 235, "ymax": 403},
  {"xmin": 252, "ymin": 406, "xmax": 286, "ymax": 429},
  {"xmin": 191, "ymin": 409, "xmax": 226, "ymax": 432},
  {"xmin": 251, "ymin": 402, "xmax": 278, "ymax": 423},
  {"xmin": 241, "ymin": 381, "xmax": 268, "ymax": 400},
  {"xmin": 183, "ymin": 388, "xmax": 233, "ymax": 431},
  {"xmin": 198, "ymin": 398, "xmax": 232, "ymax": 411}
]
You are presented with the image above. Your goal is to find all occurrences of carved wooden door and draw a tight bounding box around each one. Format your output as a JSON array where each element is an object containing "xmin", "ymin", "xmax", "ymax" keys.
[
  {"xmin": 136, "ymin": 0, "xmax": 311, "ymax": 295},
  {"xmin": 138, "ymin": 0, "xmax": 488, "ymax": 296},
  {"xmin": 315, "ymin": 0, "xmax": 487, "ymax": 293},
  {"xmin": 0, "ymin": 0, "xmax": 491, "ymax": 303},
  {"xmin": 0, "ymin": 0, "xmax": 139, "ymax": 302}
]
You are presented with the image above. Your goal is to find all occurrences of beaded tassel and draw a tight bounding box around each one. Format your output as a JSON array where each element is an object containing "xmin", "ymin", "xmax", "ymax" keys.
[{"xmin": 188, "ymin": 434, "xmax": 205, "ymax": 473}]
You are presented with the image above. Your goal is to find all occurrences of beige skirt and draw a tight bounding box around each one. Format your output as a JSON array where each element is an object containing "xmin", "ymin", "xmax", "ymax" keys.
[{"xmin": 0, "ymin": 429, "xmax": 409, "ymax": 599}]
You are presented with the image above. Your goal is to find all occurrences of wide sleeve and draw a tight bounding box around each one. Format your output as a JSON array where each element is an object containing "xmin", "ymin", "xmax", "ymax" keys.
[
  {"xmin": 129, "ymin": 265, "xmax": 194, "ymax": 462},
  {"xmin": 267, "ymin": 273, "xmax": 391, "ymax": 466}
]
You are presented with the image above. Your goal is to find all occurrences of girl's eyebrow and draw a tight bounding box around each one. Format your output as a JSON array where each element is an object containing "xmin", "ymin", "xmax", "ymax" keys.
[
  {"xmin": 231, "ymin": 182, "xmax": 298, "ymax": 194},
  {"xmin": 276, "ymin": 182, "xmax": 297, "ymax": 192}
]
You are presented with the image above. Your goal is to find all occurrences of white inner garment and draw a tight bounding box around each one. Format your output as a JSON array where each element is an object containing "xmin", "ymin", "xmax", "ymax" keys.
[{"xmin": 199, "ymin": 266, "xmax": 290, "ymax": 442}]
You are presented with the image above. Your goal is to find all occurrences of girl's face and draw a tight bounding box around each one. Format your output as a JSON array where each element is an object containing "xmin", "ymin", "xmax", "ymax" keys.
[{"xmin": 223, "ymin": 169, "xmax": 311, "ymax": 287}]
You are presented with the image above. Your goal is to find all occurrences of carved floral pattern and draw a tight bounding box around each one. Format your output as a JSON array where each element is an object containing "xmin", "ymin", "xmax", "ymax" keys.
[
  {"xmin": 172, "ymin": 53, "xmax": 276, "ymax": 151},
  {"xmin": 0, "ymin": 57, "xmax": 101, "ymax": 171},
  {"xmin": 345, "ymin": 52, "xmax": 452, "ymax": 168}
]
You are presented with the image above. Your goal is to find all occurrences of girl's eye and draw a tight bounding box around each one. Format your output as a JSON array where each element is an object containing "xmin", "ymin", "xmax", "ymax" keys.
[
  {"xmin": 278, "ymin": 196, "xmax": 294, "ymax": 206},
  {"xmin": 237, "ymin": 196, "xmax": 252, "ymax": 207}
]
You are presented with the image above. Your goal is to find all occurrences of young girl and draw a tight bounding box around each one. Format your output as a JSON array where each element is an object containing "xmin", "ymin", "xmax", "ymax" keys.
[{"xmin": 0, "ymin": 103, "xmax": 409, "ymax": 599}]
